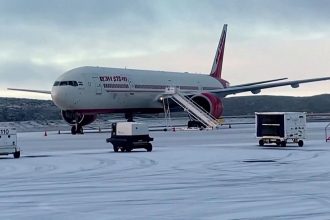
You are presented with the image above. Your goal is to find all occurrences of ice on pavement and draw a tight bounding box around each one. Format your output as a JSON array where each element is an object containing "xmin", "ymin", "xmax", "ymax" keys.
[{"xmin": 1, "ymin": 122, "xmax": 330, "ymax": 219}]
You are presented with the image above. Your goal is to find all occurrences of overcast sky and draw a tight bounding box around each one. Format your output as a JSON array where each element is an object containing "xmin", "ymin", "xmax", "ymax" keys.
[{"xmin": 0, "ymin": 0, "xmax": 330, "ymax": 99}]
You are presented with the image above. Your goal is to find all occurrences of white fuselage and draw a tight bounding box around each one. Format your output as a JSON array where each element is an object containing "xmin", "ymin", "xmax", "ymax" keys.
[{"xmin": 51, "ymin": 66, "xmax": 224, "ymax": 114}]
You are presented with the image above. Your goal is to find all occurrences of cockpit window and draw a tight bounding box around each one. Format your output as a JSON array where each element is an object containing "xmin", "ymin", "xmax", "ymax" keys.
[
  {"xmin": 68, "ymin": 81, "xmax": 78, "ymax": 86},
  {"xmin": 60, "ymin": 81, "xmax": 68, "ymax": 86},
  {"xmin": 54, "ymin": 81, "xmax": 79, "ymax": 87}
]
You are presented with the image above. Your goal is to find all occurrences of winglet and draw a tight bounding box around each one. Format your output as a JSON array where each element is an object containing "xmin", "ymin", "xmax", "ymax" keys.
[{"xmin": 210, "ymin": 24, "xmax": 227, "ymax": 80}]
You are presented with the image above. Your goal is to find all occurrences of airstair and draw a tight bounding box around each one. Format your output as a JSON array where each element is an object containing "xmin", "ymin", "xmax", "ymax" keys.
[
  {"xmin": 325, "ymin": 122, "xmax": 330, "ymax": 142},
  {"xmin": 162, "ymin": 87, "xmax": 220, "ymax": 129}
]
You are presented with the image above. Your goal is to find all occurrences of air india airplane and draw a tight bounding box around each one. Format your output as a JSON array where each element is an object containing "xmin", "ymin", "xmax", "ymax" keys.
[{"xmin": 9, "ymin": 24, "xmax": 330, "ymax": 134}]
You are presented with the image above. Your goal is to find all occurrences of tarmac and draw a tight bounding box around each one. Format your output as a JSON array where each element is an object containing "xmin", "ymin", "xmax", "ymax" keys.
[{"xmin": 0, "ymin": 122, "xmax": 330, "ymax": 219}]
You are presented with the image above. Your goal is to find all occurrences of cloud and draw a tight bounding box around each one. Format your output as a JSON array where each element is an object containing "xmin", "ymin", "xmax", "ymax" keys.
[
  {"xmin": 0, "ymin": 60, "xmax": 62, "ymax": 87},
  {"xmin": 0, "ymin": 0, "xmax": 329, "ymax": 98}
]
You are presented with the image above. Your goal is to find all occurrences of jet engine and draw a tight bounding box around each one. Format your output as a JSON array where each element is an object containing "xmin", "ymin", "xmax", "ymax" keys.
[
  {"xmin": 190, "ymin": 93, "xmax": 223, "ymax": 118},
  {"xmin": 61, "ymin": 110, "xmax": 97, "ymax": 126}
]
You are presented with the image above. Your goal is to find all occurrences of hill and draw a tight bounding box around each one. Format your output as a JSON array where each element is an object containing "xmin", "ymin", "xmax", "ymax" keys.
[
  {"xmin": 0, "ymin": 94, "xmax": 330, "ymax": 121},
  {"xmin": 222, "ymin": 94, "xmax": 330, "ymax": 116},
  {"xmin": 0, "ymin": 97, "xmax": 60, "ymax": 121}
]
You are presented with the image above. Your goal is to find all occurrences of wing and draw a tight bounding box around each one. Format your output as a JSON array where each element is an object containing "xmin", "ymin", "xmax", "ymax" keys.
[
  {"xmin": 230, "ymin": 78, "xmax": 288, "ymax": 88},
  {"xmin": 7, "ymin": 88, "xmax": 51, "ymax": 94},
  {"xmin": 211, "ymin": 77, "xmax": 330, "ymax": 96}
]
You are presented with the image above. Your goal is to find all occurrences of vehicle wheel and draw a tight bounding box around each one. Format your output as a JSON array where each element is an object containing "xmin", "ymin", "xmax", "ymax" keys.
[
  {"xmin": 298, "ymin": 140, "xmax": 304, "ymax": 147},
  {"xmin": 13, "ymin": 151, "xmax": 20, "ymax": 159},
  {"xmin": 146, "ymin": 143, "xmax": 152, "ymax": 152},
  {"xmin": 126, "ymin": 147, "xmax": 132, "ymax": 152},
  {"xmin": 276, "ymin": 140, "xmax": 281, "ymax": 146},
  {"xmin": 281, "ymin": 141, "xmax": 286, "ymax": 147},
  {"xmin": 71, "ymin": 126, "xmax": 77, "ymax": 135},
  {"xmin": 113, "ymin": 145, "xmax": 119, "ymax": 152},
  {"xmin": 259, "ymin": 139, "xmax": 264, "ymax": 146}
]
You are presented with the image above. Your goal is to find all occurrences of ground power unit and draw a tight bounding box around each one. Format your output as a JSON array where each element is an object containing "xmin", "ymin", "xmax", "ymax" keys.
[
  {"xmin": 256, "ymin": 112, "xmax": 306, "ymax": 147},
  {"xmin": 0, "ymin": 127, "xmax": 20, "ymax": 158},
  {"xmin": 106, "ymin": 122, "xmax": 153, "ymax": 152}
]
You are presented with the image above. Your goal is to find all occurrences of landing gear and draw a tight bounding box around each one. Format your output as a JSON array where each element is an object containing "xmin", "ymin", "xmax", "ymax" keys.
[
  {"xmin": 125, "ymin": 113, "xmax": 134, "ymax": 122},
  {"xmin": 71, "ymin": 124, "xmax": 84, "ymax": 135},
  {"xmin": 187, "ymin": 120, "xmax": 205, "ymax": 128}
]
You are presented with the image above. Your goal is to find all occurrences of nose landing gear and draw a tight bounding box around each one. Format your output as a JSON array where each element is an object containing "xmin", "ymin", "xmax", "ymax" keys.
[{"xmin": 71, "ymin": 124, "xmax": 84, "ymax": 135}]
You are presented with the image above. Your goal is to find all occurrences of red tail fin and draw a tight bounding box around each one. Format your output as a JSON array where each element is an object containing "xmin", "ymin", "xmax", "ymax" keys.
[{"xmin": 210, "ymin": 24, "xmax": 227, "ymax": 80}]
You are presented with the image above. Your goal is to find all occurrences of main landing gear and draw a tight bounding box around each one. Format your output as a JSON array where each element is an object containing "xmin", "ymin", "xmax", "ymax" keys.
[
  {"xmin": 125, "ymin": 113, "xmax": 134, "ymax": 122},
  {"xmin": 187, "ymin": 120, "xmax": 205, "ymax": 128},
  {"xmin": 71, "ymin": 124, "xmax": 83, "ymax": 135}
]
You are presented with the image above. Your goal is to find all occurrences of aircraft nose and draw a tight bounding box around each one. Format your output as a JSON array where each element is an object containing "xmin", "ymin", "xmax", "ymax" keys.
[{"xmin": 51, "ymin": 86, "xmax": 72, "ymax": 109}]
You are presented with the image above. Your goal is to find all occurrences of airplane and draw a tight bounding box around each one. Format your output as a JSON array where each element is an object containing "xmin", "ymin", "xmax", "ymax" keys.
[{"xmin": 8, "ymin": 24, "xmax": 330, "ymax": 134}]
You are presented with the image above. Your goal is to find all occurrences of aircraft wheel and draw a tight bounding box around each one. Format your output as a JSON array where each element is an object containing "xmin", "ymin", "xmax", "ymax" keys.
[
  {"xmin": 71, "ymin": 126, "xmax": 77, "ymax": 135},
  {"xmin": 298, "ymin": 140, "xmax": 304, "ymax": 147},
  {"xmin": 146, "ymin": 143, "xmax": 152, "ymax": 152},
  {"xmin": 77, "ymin": 125, "xmax": 83, "ymax": 134},
  {"xmin": 276, "ymin": 140, "xmax": 281, "ymax": 146},
  {"xmin": 13, "ymin": 151, "xmax": 20, "ymax": 159}
]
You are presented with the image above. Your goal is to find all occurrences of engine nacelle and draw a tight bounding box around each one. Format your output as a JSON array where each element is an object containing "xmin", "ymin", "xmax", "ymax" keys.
[
  {"xmin": 190, "ymin": 93, "xmax": 223, "ymax": 118},
  {"xmin": 61, "ymin": 110, "xmax": 97, "ymax": 126}
]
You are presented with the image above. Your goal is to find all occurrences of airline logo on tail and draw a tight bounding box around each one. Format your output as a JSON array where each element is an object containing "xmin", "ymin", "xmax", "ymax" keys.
[{"xmin": 210, "ymin": 24, "xmax": 227, "ymax": 80}]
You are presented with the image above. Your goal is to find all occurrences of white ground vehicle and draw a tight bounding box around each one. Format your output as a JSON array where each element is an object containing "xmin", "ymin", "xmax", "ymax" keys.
[
  {"xmin": 256, "ymin": 112, "xmax": 306, "ymax": 147},
  {"xmin": 0, "ymin": 127, "xmax": 20, "ymax": 158},
  {"xmin": 106, "ymin": 122, "xmax": 153, "ymax": 152}
]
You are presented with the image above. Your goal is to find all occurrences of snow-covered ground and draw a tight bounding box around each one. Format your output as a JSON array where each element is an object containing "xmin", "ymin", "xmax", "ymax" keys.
[{"xmin": 1, "ymin": 122, "xmax": 330, "ymax": 219}]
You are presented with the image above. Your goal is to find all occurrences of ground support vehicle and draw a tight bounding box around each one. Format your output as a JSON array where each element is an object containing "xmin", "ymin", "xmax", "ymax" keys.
[
  {"xmin": 106, "ymin": 122, "xmax": 153, "ymax": 152},
  {"xmin": 256, "ymin": 112, "xmax": 306, "ymax": 147},
  {"xmin": 0, "ymin": 127, "xmax": 20, "ymax": 158}
]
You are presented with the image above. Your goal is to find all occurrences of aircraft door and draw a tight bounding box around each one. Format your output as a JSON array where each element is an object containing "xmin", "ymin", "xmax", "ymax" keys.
[
  {"xmin": 93, "ymin": 77, "xmax": 103, "ymax": 95},
  {"xmin": 128, "ymin": 80, "xmax": 135, "ymax": 95}
]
